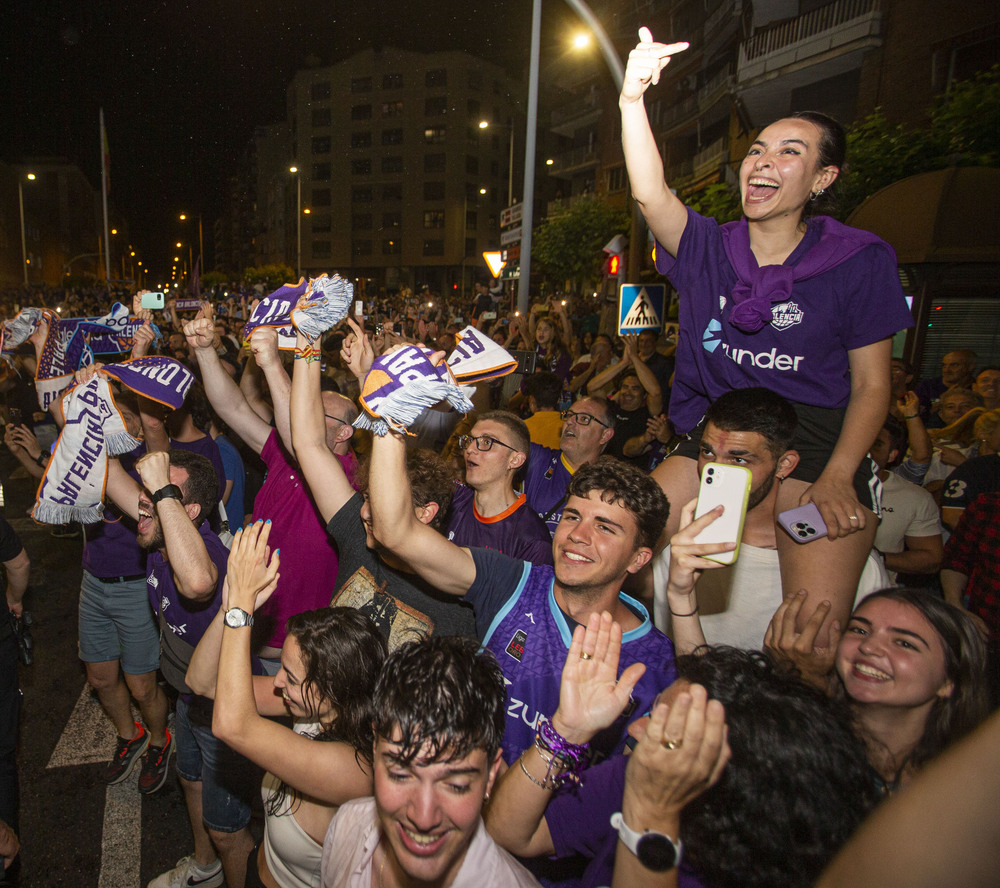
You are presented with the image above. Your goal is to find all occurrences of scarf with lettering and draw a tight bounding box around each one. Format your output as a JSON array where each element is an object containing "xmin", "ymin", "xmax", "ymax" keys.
[
  {"xmin": 241, "ymin": 279, "xmax": 308, "ymax": 349},
  {"xmin": 356, "ymin": 345, "xmax": 474, "ymax": 436},
  {"xmin": 447, "ymin": 326, "xmax": 517, "ymax": 384},
  {"xmin": 34, "ymin": 357, "xmax": 194, "ymax": 524},
  {"xmin": 720, "ymin": 216, "xmax": 891, "ymax": 333}
]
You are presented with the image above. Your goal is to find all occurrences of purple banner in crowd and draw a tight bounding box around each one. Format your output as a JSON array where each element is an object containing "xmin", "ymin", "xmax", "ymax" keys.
[{"xmin": 103, "ymin": 356, "xmax": 194, "ymax": 410}]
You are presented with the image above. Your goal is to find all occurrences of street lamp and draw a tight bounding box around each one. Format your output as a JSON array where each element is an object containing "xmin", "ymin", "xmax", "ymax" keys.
[
  {"xmin": 18, "ymin": 173, "xmax": 36, "ymax": 286},
  {"xmin": 515, "ymin": 0, "xmax": 624, "ymax": 314},
  {"xmin": 178, "ymin": 212, "xmax": 204, "ymax": 279},
  {"xmin": 289, "ymin": 166, "xmax": 302, "ymax": 278},
  {"xmin": 479, "ymin": 120, "xmax": 516, "ymax": 208}
]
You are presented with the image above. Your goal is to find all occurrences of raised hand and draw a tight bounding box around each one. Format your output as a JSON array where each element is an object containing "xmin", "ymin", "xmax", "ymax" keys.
[
  {"xmin": 249, "ymin": 325, "xmax": 279, "ymax": 370},
  {"xmin": 763, "ymin": 589, "xmax": 840, "ymax": 691},
  {"xmin": 621, "ymin": 27, "xmax": 690, "ymax": 104},
  {"xmin": 622, "ymin": 684, "xmax": 729, "ymax": 826},
  {"xmin": 551, "ymin": 611, "xmax": 647, "ymax": 745},
  {"xmin": 225, "ymin": 520, "xmax": 281, "ymax": 613},
  {"xmin": 183, "ymin": 316, "xmax": 216, "ymax": 351}
]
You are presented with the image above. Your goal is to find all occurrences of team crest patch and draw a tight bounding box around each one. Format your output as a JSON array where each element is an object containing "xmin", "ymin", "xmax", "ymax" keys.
[
  {"xmin": 505, "ymin": 629, "xmax": 527, "ymax": 662},
  {"xmin": 771, "ymin": 301, "xmax": 804, "ymax": 330}
]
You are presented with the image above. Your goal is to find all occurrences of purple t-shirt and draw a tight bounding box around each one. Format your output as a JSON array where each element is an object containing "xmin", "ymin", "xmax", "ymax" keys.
[
  {"xmin": 146, "ymin": 521, "xmax": 230, "ymax": 695},
  {"xmin": 547, "ymin": 754, "xmax": 706, "ymax": 888},
  {"xmin": 253, "ymin": 430, "xmax": 357, "ymax": 649},
  {"xmin": 83, "ymin": 447, "xmax": 146, "ymax": 577},
  {"xmin": 656, "ymin": 208, "xmax": 913, "ymax": 433},
  {"xmin": 172, "ymin": 434, "xmax": 226, "ymax": 502},
  {"xmin": 524, "ymin": 444, "xmax": 574, "ymax": 536},
  {"xmin": 447, "ymin": 484, "xmax": 553, "ymax": 565}
]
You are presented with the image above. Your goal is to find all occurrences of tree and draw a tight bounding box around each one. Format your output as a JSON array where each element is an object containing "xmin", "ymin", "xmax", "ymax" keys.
[
  {"xmin": 243, "ymin": 263, "xmax": 297, "ymax": 291},
  {"xmin": 532, "ymin": 198, "xmax": 629, "ymax": 292},
  {"xmin": 837, "ymin": 66, "xmax": 999, "ymax": 219},
  {"xmin": 687, "ymin": 182, "xmax": 741, "ymax": 224}
]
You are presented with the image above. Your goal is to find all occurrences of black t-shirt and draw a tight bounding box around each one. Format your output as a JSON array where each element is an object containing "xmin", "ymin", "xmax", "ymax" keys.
[
  {"xmin": 325, "ymin": 493, "xmax": 476, "ymax": 649},
  {"xmin": 607, "ymin": 405, "xmax": 652, "ymax": 467}
]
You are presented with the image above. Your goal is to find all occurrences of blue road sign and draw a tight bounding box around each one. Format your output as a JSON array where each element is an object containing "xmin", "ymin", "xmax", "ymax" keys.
[{"xmin": 618, "ymin": 283, "xmax": 666, "ymax": 335}]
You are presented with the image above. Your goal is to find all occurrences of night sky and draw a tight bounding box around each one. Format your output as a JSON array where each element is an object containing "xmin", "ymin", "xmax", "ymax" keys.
[{"xmin": 1, "ymin": 0, "xmax": 590, "ymax": 278}]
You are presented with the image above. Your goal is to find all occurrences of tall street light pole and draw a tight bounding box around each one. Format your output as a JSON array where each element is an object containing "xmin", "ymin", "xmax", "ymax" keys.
[
  {"xmin": 289, "ymin": 166, "xmax": 301, "ymax": 279},
  {"xmin": 517, "ymin": 0, "xmax": 624, "ymax": 315},
  {"xmin": 179, "ymin": 213, "xmax": 205, "ymax": 280},
  {"xmin": 18, "ymin": 173, "xmax": 36, "ymax": 286}
]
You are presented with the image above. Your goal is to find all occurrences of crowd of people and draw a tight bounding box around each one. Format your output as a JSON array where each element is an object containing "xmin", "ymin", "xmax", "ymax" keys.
[{"xmin": 1, "ymin": 26, "xmax": 999, "ymax": 888}]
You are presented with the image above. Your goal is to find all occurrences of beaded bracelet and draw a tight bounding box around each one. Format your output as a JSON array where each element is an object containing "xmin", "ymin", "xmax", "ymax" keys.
[{"xmin": 534, "ymin": 719, "xmax": 591, "ymax": 788}]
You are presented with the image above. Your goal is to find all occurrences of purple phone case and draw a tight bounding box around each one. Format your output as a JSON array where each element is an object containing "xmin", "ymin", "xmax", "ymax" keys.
[{"xmin": 777, "ymin": 503, "xmax": 829, "ymax": 544}]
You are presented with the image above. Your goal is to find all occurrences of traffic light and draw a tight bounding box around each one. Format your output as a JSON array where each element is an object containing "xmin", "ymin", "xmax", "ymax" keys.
[{"xmin": 606, "ymin": 254, "xmax": 621, "ymax": 276}]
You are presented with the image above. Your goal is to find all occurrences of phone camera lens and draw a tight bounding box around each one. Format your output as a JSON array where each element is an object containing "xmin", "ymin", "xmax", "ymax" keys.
[
  {"xmin": 705, "ymin": 477, "xmax": 713, "ymax": 484},
  {"xmin": 707, "ymin": 467, "xmax": 715, "ymax": 475},
  {"xmin": 797, "ymin": 529, "xmax": 808, "ymax": 537}
]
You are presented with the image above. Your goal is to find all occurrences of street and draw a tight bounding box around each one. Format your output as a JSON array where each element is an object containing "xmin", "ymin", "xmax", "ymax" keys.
[{"xmin": 4, "ymin": 448, "xmax": 233, "ymax": 887}]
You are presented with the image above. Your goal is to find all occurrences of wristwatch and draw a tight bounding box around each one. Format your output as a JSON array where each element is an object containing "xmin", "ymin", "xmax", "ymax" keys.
[
  {"xmin": 224, "ymin": 607, "xmax": 254, "ymax": 628},
  {"xmin": 151, "ymin": 484, "xmax": 183, "ymax": 505},
  {"xmin": 610, "ymin": 812, "xmax": 682, "ymax": 872}
]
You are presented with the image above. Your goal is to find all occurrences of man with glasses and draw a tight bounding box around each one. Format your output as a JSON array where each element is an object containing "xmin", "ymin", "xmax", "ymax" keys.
[
  {"xmin": 524, "ymin": 397, "xmax": 616, "ymax": 535},
  {"xmin": 447, "ymin": 411, "xmax": 553, "ymax": 564},
  {"xmin": 183, "ymin": 315, "xmax": 359, "ymax": 672}
]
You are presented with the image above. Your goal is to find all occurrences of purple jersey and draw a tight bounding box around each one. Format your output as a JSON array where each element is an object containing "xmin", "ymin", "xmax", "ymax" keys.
[
  {"xmin": 523, "ymin": 443, "xmax": 574, "ymax": 535},
  {"xmin": 656, "ymin": 208, "xmax": 913, "ymax": 433},
  {"xmin": 465, "ymin": 549, "xmax": 676, "ymax": 765},
  {"xmin": 146, "ymin": 521, "xmax": 229, "ymax": 695},
  {"xmin": 447, "ymin": 485, "xmax": 553, "ymax": 565}
]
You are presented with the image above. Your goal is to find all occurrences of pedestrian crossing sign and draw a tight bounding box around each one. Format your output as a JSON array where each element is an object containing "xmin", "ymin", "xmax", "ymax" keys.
[{"xmin": 618, "ymin": 283, "xmax": 666, "ymax": 335}]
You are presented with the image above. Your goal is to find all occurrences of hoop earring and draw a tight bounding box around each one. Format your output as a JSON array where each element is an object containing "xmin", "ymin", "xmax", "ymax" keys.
[{"xmin": 810, "ymin": 189, "xmax": 825, "ymax": 202}]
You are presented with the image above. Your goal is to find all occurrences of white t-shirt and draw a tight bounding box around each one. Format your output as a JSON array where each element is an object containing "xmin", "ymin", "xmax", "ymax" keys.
[
  {"xmin": 875, "ymin": 472, "xmax": 943, "ymax": 583},
  {"xmin": 652, "ymin": 544, "xmax": 890, "ymax": 650}
]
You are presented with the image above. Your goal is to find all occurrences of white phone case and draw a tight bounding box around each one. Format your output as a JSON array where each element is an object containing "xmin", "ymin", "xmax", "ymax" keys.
[{"xmin": 692, "ymin": 463, "xmax": 752, "ymax": 565}]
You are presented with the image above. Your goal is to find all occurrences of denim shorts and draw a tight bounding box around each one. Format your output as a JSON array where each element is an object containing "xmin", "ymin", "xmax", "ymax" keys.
[
  {"xmin": 174, "ymin": 696, "xmax": 258, "ymax": 833},
  {"xmin": 78, "ymin": 571, "xmax": 160, "ymax": 675}
]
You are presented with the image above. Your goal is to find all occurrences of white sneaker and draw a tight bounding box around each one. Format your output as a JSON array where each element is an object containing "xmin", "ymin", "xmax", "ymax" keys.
[{"xmin": 147, "ymin": 855, "xmax": 224, "ymax": 888}]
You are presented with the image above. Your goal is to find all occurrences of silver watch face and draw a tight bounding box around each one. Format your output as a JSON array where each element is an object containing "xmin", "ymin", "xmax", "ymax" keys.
[{"xmin": 224, "ymin": 607, "xmax": 251, "ymax": 628}]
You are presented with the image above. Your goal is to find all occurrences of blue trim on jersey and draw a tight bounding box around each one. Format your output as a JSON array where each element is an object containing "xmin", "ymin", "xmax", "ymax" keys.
[
  {"xmin": 546, "ymin": 586, "xmax": 654, "ymax": 648},
  {"xmin": 480, "ymin": 560, "xmax": 534, "ymax": 649},
  {"xmin": 620, "ymin": 592, "xmax": 653, "ymax": 642}
]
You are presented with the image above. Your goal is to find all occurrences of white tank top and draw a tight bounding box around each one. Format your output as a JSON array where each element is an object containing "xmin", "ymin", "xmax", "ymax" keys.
[{"xmin": 261, "ymin": 722, "xmax": 327, "ymax": 888}]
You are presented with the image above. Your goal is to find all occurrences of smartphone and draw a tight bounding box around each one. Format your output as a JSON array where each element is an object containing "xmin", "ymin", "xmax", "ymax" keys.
[
  {"xmin": 693, "ymin": 463, "xmax": 752, "ymax": 565},
  {"xmin": 777, "ymin": 503, "xmax": 829, "ymax": 544},
  {"xmin": 354, "ymin": 300, "xmax": 364, "ymax": 319},
  {"xmin": 141, "ymin": 291, "xmax": 165, "ymax": 310},
  {"xmin": 480, "ymin": 311, "xmax": 497, "ymax": 321},
  {"xmin": 8, "ymin": 408, "xmax": 22, "ymax": 426}
]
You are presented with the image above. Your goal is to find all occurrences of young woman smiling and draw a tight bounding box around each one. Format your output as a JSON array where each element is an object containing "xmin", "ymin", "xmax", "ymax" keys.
[
  {"xmin": 766, "ymin": 587, "xmax": 989, "ymax": 792},
  {"xmin": 187, "ymin": 522, "xmax": 387, "ymax": 888},
  {"xmin": 620, "ymin": 27, "xmax": 914, "ymax": 638}
]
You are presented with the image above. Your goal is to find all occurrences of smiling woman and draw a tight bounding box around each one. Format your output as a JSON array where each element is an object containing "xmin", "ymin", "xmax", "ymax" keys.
[{"xmin": 620, "ymin": 26, "xmax": 914, "ymax": 636}]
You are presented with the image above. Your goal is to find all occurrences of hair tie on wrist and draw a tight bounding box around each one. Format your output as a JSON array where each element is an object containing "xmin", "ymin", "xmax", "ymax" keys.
[{"xmin": 669, "ymin": 606, "xmax": 699, "ymax": 618}]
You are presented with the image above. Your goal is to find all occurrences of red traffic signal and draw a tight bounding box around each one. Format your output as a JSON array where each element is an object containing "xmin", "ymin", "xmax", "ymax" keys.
[{"xmin": 607, "ymin": 254, "xmax": 621, "ymax": 276}]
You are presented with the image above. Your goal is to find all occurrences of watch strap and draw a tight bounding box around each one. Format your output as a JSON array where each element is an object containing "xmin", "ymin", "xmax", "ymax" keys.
[
  {"xmin": 151, "ymin": 484, "xmax": 183, "ymax": 505},
  {"xmin": 610, "ymin": 812, "xmax": 682, "ymax": 871},
  {"xmin": 224, "ymin": 607, "xmax": 254, "ymax": 628}
]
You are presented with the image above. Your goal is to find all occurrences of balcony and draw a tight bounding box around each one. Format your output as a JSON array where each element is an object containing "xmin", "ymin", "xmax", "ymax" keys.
[
  {"xmin": 693, "ymin": 136, "xmax": 729, "ymax": 179},
  {"xmin": 737, "ymin": 0, "xmax": 882, "ymax": 125},
  {"xmin": 546, "ymin": 146, "xmax": 600, "ymax": 179},
  {"xmin": 738, "ymin": 0, "xmax": 882, "ymax": 80},
  {"xmin": 660, "ymin": 65, "xmax": 734, "ymax": 136}
]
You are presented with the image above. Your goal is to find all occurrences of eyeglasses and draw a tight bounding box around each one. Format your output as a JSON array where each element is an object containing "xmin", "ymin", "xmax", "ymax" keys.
[
  {"xmin": 560, "ymin": 409, "xmax": 610, "ymax": 429},
  {"xmin": 324, "ymin": 414, "xmax": 350, "ymax": 426},
  {"xmin": 458, "ymin": 434, "xmax": 516, "ymax": 453}
]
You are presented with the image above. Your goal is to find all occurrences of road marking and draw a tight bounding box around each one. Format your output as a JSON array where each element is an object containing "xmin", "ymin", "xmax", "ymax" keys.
[{"xmin": 48, "ymin": 685, "xmax": 142, "ymax": 886}]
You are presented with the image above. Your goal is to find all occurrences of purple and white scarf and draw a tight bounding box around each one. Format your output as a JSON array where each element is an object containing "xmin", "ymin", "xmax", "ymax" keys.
[
  {"xmin": 241, "ymin": 279, "xmax": 309, "ymax": 349},
  {"xmin": 34, "ymin": 357, "xmax": 194, "ymax": 524},
  {"xmin": 356, "ymin": 346, "xmax": 474, "ymax": 436}
]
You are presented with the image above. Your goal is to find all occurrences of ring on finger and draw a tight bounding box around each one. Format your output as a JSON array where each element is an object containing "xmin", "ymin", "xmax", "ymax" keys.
[
  {"xmin": 580, "ymin": 652, "xmax": 593, "ymax": 661},
  {"xmin": 848, "ymin": 515, "xmax": 859, "ymax": 522},
  {"xmin": 662, "ymin": 738, "xmax": 682, "ymax": 750}
]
